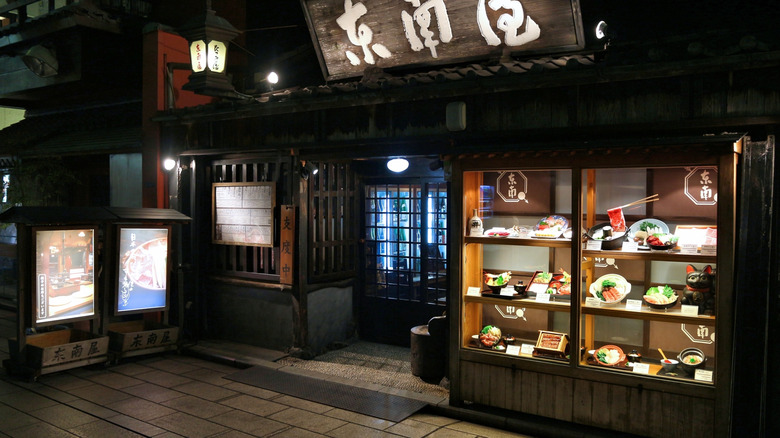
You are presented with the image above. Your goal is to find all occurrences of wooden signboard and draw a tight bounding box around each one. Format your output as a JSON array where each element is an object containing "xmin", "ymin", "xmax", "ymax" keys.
[
  {"xmin": 280, "ymin": 206, "xmax": 295, "ymax": 285},
  {"xmin": 301, "ymin": 0, "xmax": 584, "ymax": 81},
  {"xmin": 212, "ymin": 182, "xmax": 275, "ymax": 247}
]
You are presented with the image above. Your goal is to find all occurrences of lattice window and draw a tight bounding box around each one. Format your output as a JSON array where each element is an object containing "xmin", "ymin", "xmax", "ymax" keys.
[
  {"xmin": 209, "ymin": 159, "xmax": 286, "ymax": 281},
  {"xmin": 308, "ymin": 162, "xmax": 359, "ymax": 282},
  {"xmin": 364, "ymin": 182, "xmax": 448, "ymax": 305}
]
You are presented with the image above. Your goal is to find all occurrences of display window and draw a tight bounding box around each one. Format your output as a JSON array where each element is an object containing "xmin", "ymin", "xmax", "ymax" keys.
[{"xmin": 459, "ymin": 163, "xmax": 722, "ymax": 384}]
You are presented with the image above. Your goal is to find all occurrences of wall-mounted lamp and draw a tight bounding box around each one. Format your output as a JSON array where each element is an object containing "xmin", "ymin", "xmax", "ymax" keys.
[
  {"xmin": 387, "ymin": 158, "xmax": 409, "ymax": 173},
  {"xmin": 178, "ymin": 1, "xmax": 240, "ymax": 96},
  {"xmin": 22, "ymin": 44, "xmax": 58, "ymax": 77},
  {"xmin": 163, "ymin": 158, "xmax": 177, "ymax": 171},
  {"xmin": 253, "ymin": 71, "xmax": 280, "ymax": 91},
  {"xmin": 300, "ymin": 160, "xmax": 318, "ymax": 180},
  {"xmin": 595, "ymin": 21, "xmax": 608, "ymax": 40}
]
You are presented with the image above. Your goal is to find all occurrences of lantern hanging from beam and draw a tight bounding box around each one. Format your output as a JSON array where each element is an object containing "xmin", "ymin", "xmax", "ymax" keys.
[{"xmin": 178, "ymin": 5, "xmax": 239, "ymax": 96}]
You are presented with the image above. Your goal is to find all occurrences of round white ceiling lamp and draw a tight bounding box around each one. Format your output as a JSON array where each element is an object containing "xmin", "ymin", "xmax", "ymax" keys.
[{"xmin": 387, "ymin": 158, "xmax": 409, "ymax": 173}]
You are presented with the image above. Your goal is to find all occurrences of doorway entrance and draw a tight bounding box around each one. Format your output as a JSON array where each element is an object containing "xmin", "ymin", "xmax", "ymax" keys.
[{"xmin": 360, "ymin": 181, "xmax": 448, "ymax": 346}]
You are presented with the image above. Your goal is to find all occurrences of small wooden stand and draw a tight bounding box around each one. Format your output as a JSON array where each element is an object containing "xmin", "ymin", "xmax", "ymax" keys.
[
  {"xmin": 6, "ymin": 329, "xmax": 109, "ymax": 381},
  {"xmin": 107, "ymin": 320, "xmax": 180, "ymax": 363}
]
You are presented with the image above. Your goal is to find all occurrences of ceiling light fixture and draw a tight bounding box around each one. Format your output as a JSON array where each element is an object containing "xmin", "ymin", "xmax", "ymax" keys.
[{"xmin": 387, "ymin": 158, "xmax": 409, "ymax": 173}]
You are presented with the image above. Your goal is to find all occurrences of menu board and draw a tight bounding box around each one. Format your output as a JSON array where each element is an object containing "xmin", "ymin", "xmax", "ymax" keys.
[
  {"xmin": 213, "ymin": 182, "xmax": 275, "ymax": 247},
  {"xmin": 116, "ymin": 227, "xmax": 169, "ymax": 314},
  {"xmin": 34, "ymin": 228, "xmax": 96, "ymax": 326}
]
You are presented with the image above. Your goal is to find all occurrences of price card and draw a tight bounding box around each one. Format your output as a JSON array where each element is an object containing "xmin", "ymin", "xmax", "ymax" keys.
[
  {"xmin": 506, "ymin": 345, "xmax": 521, "ymax": 356},
  {"xmin": 681, "ymin": 304, "xmax": 700, "ymax": 316},
  {"xmin": 585, "ymin": 297, "xmax": 601, "ymax": 307},
  {"xmin": 520, "ymin": 343, "xmax": 535, "ymax": 355},
  {"xmin": 632, "ymin": 363, "xmax": 650, "ymax": 374},
  {"xmin": 622, "ymin": 241, "xmax": 639, "ymax": 252},
  {"xmin": 680, "ymin": 243, "xmax": 698, "ymax": 254},
  {"xmin": 694, "ymin": 369, "xmax": 714, "ymax": 382},
  {"xmin": 466, "ymin": 287, "xmax": 481, "ymax": 297},
  {"xmin": 586, "ymin": 240, "xmax": 603, "ymax": 250},
  {"xmin": 625, "ymin": 299, "xmax": 643, "ymax": 311},
  {"xmin": 535, "ymin": 293, "xmax": 551, "ymax": 303},
  {"xmin": 701, "ymin": 244, "xmax": 717, "ymax": 256},
  {"xmin": 500, "ymin": 288, "xmax": 515, "ymax": 297}
]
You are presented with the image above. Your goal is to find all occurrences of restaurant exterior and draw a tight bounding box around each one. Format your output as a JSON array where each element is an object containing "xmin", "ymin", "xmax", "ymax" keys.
[
  {"xmin": 1, "ymin": 0, "xmax": 775, "ymax": 437},
  {"xmin": 150, "ymin": 1, "xmax": 780, "ymax": 436}
]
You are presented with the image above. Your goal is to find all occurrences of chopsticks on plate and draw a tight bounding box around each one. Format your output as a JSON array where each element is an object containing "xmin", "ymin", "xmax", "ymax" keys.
[{"xmin": 616, "ymin": 194, "xmax": 659, "ymax": 209}]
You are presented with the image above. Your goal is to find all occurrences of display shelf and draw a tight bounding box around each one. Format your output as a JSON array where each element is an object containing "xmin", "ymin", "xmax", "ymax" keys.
[
  {"xmin": 464, "ymin": 294, "xmax": 570, "ymax": 312},
  {"xmin": 580, "ymin": 359, "xmax": 715, "ymax": 383},
  {"xmin": 465, "ymin": 235, "xmax": 572, "ymax": 247},
  {"xmin": 582, "ymin": 249, "xmax": 717, "ymax": 263},
  {"xmin": 581, "ymin": 304, "xmax": 716, "ymax": 324}
]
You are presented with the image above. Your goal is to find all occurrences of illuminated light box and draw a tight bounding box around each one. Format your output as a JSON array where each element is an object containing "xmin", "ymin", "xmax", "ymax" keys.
[
  {"xmin": 34, "ymin": 227, "xmax": 97, "ymax": 326},
  {"xmin": 115, "ymin": 227, "xmax": 170, "ymax": 314}
]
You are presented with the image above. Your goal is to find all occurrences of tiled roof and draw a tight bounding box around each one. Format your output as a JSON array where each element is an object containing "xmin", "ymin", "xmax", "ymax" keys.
[
  {"xmin": 258, "ymin": 54, "xmax": 596, "ymax": 103},
  {"xmin": 160, "ymin": 27, "xmax": 779, "ymax": 121},
  {"xmin": 0, "ymin": 1, "xmax": 124, "ymax": 40},
  {"xmin": 0, "ymin": 102, "xmax": 142, "ymax": 157}
]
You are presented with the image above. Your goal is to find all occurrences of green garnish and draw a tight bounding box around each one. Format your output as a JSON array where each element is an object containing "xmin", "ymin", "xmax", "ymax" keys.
[
  {"xmin": 596, "ymin": 349, "xmax": 607, "ymax": 363},
  {"xmin": 646, "ymin": 285, "xmax": 675, "ymax": 298},
  {"xmin": 639, "ymin": 221, "xmax": 654, "ymax": 232},
  {"xmin": 601, "ymin": 279, "xmax": 617, "ymax": 288}
]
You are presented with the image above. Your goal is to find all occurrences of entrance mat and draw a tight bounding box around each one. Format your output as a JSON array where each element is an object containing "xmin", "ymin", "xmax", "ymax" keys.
[{"xmin": 224, "ymin": 365, "xmax": 428, "ymax": 422}]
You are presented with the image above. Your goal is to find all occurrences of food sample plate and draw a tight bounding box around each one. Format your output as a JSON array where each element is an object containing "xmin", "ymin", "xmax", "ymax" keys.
[
  {"xmin": 534, "ymin": 215, "xmax": 569, "ymax": 231},
  {"xmin": 628, "ymin": 219, "xmax": 669, "ymax": 247},
  {"xmin": 589, "ymin": 274, "xmax": 631, "ymax": 304}
]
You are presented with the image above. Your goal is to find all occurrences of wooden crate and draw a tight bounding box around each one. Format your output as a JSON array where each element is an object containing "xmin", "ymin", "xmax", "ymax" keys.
[
  {"xmin": 108, "ymin": 320, "xmax": 179, "ymax": 354},
  {"xmin": 10, "ymin": 329, "xmax": 109, "ymax": 370}
]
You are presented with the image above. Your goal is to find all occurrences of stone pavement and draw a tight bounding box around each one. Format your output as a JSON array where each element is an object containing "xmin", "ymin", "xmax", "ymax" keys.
[
  {"xmin": 0, "ymin": 306, "xmax": 537, "ymax": 438},
  {"xmin": 0, "ymin": 351, "xmax": 534, "ymax": 438}
]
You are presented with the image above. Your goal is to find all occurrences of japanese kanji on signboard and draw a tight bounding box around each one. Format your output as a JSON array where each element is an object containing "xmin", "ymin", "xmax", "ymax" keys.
[{"xmin": 302, "ymin": 0, "xmax": 584, "ymax": 81}]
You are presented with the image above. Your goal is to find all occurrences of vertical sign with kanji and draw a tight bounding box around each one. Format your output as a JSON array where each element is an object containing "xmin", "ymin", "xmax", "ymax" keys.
[{"xmin": 280, "ymin": 206, "xmax": 295, "ymax": 285}]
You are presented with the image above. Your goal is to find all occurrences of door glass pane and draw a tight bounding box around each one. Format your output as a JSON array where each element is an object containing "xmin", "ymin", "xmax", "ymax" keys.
[{"xmin": 365, "ymin": 182, "xmax": 447, "ymax": 305}]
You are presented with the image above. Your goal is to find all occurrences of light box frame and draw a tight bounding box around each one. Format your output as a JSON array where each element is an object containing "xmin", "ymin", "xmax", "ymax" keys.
[
  {"xmin": 32, "ymin": 226, "xmax": 98, "ymax": 328},
  {"xmin": 114, "ymin": 225, "xmax": 172, "ymax": 315}
]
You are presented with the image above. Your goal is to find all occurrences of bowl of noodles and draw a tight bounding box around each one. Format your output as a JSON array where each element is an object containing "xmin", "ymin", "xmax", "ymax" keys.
[{"xmin": 677, "ymin": 347, "xmax": 706, "ymax": 375}]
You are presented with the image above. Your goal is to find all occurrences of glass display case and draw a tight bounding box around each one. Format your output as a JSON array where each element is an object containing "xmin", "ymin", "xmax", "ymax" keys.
[
  {"xmin": 459, "ymin": 164, "xmax": 722, "ymax": 383},
  {"xmin": 452, "ymin": 139, "xmax": 739, "ymax": 436},
  {"xmin": 461, "ymin": 169, "xmax": 576, "ymax": 361}
]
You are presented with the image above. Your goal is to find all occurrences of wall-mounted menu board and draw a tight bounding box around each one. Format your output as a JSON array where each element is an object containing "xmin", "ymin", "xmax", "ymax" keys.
[
  {"xmin": 212, "ymin": 182, "xmax": 275, "ymax": 247},
  {"xmin": 116, "ymin": 227, "xmax": 170, "ymax": 314},
  {"xmin": 33, "ymin": 227, "xmax": 96, "ymax": 326}
]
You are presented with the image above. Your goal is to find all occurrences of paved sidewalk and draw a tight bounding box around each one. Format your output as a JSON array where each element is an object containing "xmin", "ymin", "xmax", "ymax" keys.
[{"xmin": 0, "ymin": 349, "xmax": 533, "ymax": 438}]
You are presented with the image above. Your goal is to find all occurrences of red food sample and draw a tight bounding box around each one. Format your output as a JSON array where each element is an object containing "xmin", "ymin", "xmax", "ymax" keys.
[{"xmin": 607, "ymin": 208, "xmax": 626, "ymax": 232}]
